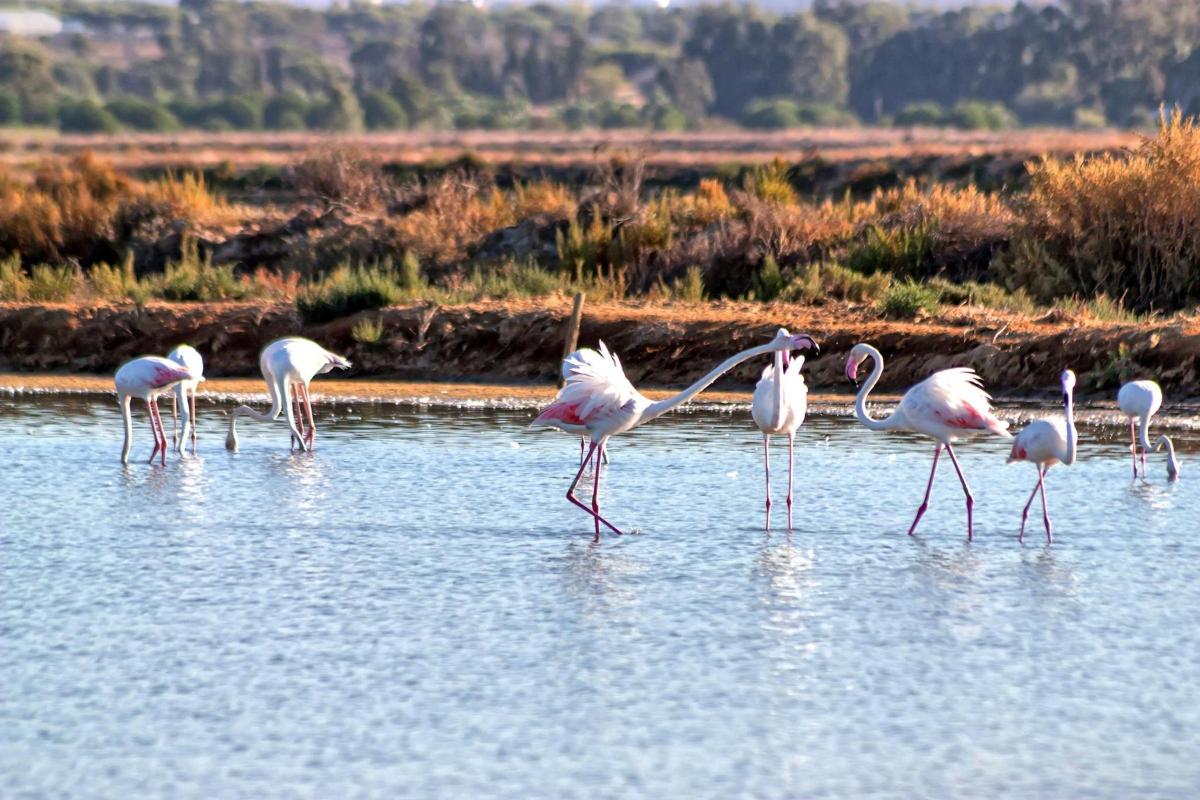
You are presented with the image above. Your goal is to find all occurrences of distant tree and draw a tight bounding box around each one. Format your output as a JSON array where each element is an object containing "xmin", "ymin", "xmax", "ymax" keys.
[
  {"xmin": 58, "ymin": 98, "xmax": 120, "ymax": 133},
  {"xmin": 360, "ymin": 90, "xmax": 408, "ymax": 130},
  {"xmin": 105, "ymin": 97, "xmax": 180, "ymax": 131},
  {"xmin": 0, "ymin": 91, "xmax": 20, "ymax": 126},
  {"xmin": 264, "ymin": 92, "xmax": 310, "ymax": 130}
]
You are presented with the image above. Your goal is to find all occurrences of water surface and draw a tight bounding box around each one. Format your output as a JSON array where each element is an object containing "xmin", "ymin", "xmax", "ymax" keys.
[{"xmin": 2, "ymin": 396, "xmax": 1198, "ymax": 798}]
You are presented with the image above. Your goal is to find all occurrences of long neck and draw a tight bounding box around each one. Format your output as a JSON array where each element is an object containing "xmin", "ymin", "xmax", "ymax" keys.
[
  {"xmin": 854, "ymin": 345, "xmax": 899, "ymax": 431},
  {"xmin": 176, "ymin": 383, "xmax": 190, "ymax": 439},
  {"xmin": 1160, "ymin": 436, "xmax": 1179, "ymax": 479},
  {"xmin": 771, "ymin": 350, "xmax": 785, "ymax": 429},
  {"xmin": 1062, "ymin": 388, "xmax": 1077, "ymax": 466},
  {"xmin": 1137, "ymin": 410, "xmax": 1153, "ymax": 452},
  {"xmin": 642, "ymin": 341, "xmax": 786, "ymax": 424},
  {"xmin": 120, "ymin": 395, "xmax": 132, "ymax": 464},
  {"xmin": 225, "ymin": 378, "xmax": 287, "ymax": 450}
]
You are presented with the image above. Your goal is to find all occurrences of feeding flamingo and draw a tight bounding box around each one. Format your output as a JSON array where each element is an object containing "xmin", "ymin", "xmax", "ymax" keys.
[
  {"xmin": 115, "ymin": 356, "xmax": 198, "ymax": 465},
  {"xmin": 751, "ymin": 334, "xmax": 810, "ymax": 529},
  {"xmin": 1154, "ymin": 435, "xmax": 1181, "ymax": 481},
  {"xmin": 845, "ymin": 343, "xmax": 1009, "ymax": 541},
  {"xmin": 531, "ymin": 330, "xmax": 819, "ymax": 541},
  {"xmin": 1117, "ymin": 380, "xmax": 1162, "ymax": 478},
  {"xmin": 225, "ymin": 337, "xmax": 351, "ymax": 453},
  {"xmin": 1007, "ymin": 370, "xmax": 1078, "ymax": 543},
  {"xmin": 166, "ymin": 344, "xmax": 205, "ymax": 455}
]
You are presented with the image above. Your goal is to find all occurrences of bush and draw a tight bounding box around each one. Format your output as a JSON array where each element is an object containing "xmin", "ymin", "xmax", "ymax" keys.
[
  {"xmin": 213, "ymin": 96, "xmax": 263, "ymax": 130},
  {"xmin": 880, "ymin": 280, "xmax": 940, "ymax": 318},
  {"xmin": 351, "ymin": 315, "xmax": 385, "ymax": 345},
  {"xmin": 296, "ymin": 264, "xmax": 403, "ymax": 323},
  {"xmin": 0, "ymin": 253, "xmax": 30, "ymax": 299},
  {"xmin": 785, "ymin": 261, "xmax": 892, "ymax": 304},
  {"xmin": 265, "ymin": 93, "xmax": 310, "ymax": 130},
  {"xmin": 744, "ymin": 159, "xmax": 797, "ymax": 205},
  {"xmin": 893, "ymin": 102, "xmax": 944, "ymax": 127},
  {"xmin": 742, "ymin": 98, "xmax": 802, "ymax": 129},
  {"xmin": 648, "ymin": 104, "xmax": 688, "ymax": 132},
  {"xmin": 58, "ymin": 99, "xmax": 120, "ymax": 133},
  {"xmin": 157, "ymin": 237, "xmax": 252, "ymax": 301},
  {"xmin": 361, "ymin": 90, "xmax": 408, "ymax": 130},
  {"xmin": 0, "ymin": 91, "xmax": 20, "ymax": 126},
  {"xmin": 947, "ymin": 101, "xmax": 1016, "ymax": 131},
  {"xmin": 757, "ymin": 254, "xmax": 784, "ymax": 301},
  {"xmin": 105, "ymin": 97, "xmax": 179, "ymax": 132},
  {"xmin": 28, "ymin": 264, "xmax": 80, "ymax": 301}
]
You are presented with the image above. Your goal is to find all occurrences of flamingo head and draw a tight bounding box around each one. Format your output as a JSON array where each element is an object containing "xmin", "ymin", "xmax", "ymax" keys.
[
  {"xmin": 321, "ymin": 352, "xmax": 353, "ymax": 374},
  {"xmin": 1060, "ymin": 369, "xmax": 1076, "ymax": 402},
  {"xmin": 845, "ymin": 343, "xmax": 873, "ymax": 383},
  {"xmin": 771, "ymin": 328, "xmax": 819, "ymax": 357}
]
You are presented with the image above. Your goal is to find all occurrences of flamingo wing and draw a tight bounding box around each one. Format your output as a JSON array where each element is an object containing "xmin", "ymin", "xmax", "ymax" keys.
[
  {"xmin": 534, "ymin": 341, "xmax": 641, "ymax": 429},
  {"xmin": 903, "ymin": 367, "xmax": 1009, "ymax": 437}
]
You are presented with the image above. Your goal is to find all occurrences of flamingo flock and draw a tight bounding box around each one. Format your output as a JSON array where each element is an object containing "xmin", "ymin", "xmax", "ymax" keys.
[{"xmin": 113, "ymin": 331, "xmax": 1181, "ymax": 544}]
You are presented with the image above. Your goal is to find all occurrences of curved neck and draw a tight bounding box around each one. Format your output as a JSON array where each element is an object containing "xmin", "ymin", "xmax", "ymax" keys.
[
  {"xmin": 1137, "ymin": 411, "xmax": 1153, "ymax": 452},
  {"xmin": 225, "ymin": 379, "xmax": 287, "ymax": 449},
  {"xmin": 1161, "ymin": 436, "xmax": 1179, "ymax": 479},
  {"xmin": 1062, "ymin": 388, "xmax": 1077, "ymax": 466},
  {"xmin": 771, "ymin": 350, "xmax": 785, "ymax": 430},
  {"xmin": 642, "ymin": 341, "xmax": 787, "ymax": 424},
  {"xmin": 854, "ymin": 345, "xmax": 899, "ymax": 431},
  {"xmin": 120, "ymin": 395, "xmax": 132, "ymax": 464}
]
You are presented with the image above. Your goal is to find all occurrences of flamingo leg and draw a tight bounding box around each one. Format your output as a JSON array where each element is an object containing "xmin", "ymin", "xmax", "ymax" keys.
[
  {"xmin": 601, "ymin": 443, "xmax": 609, "ymax": 465},
  {"xmin": 1018, "ymin": 468, "xmax": 1042, "ymax": 543},
  {"xmin": 150, "ymin": 398, "xmax": 168, "ymax": 465},
  {"xmin": 1129, "ymin": 419, "xmax": 1139, "ymax": 477},
  {"xmin": 291, "ymin": 383, "xmax": 306, "ymax": 450},
  {"xmin": 786, "ymin": 433, "xmax": 795, "ymax": 530},
  {"xmin": 1038, "ymin": 466, "xmax": 1053, "ymax": 544},
  {"xmin": 566, "ymin": 441, "xmax": 624, "ymax": 538},
  {"xmin": 579, "ymin": 435, "xmax": 585, "ymax": 465},
  {"xmin": 171, "ymin": 393, "xmax": 179, "ymax": 450},
  {"xmin": 189, "ymin": 389, "xmax": 198, "ymax": 455},
  {"xmin": 763, "ymin": 434, "xmax": 772, "ymax": 530},
  {"xmin": 907, "ymin": 444, "xmax": 942, "ymax": 536},
  {"xmin": 944, "ymin": 442, "xmax": 975, "ymax": 542},
  {"xmin": 301, "ymin": 383, "xmax": 316, "ymax": 449},
  {"xmin": 146, "ymin": 399, "xmax": 160, "ymax": 464},
  {"xmin": 590, "ymin": 443, "xmax": 604, "ymax": 542}
]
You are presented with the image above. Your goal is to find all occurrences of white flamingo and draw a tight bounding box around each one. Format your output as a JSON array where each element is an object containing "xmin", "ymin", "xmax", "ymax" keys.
[
  {"xmin": 531, "ymin": 330, "xmax": 819, "ymax": 541},
  {"xmin": 845, "ymin": 343, "xmax": 1010, "ymax": 541},
  {"xmin": 167, "ymin": 344, "xmax": 204, "ymax": 455},
  {"xmin": 115, "ymin": 356, "xmax": 198, "ymax": 465},
  {"xmin": 537, "ymin": 351, "xmax": 609, "ymax": 466},
  {"xmin": 225, "ymin": 337, "xmax": 351, "ymax": 453},
  {"xmin": 1117, "ymin": 380, "xmax": 1162, "ymax": 478},
  {"xmin": 1007, "ymin": 369, "xmax": 1078, "ymax": 543},
  {"xmin": 751, "ymin": 329, "xmax": 811, "ymax": 529}
]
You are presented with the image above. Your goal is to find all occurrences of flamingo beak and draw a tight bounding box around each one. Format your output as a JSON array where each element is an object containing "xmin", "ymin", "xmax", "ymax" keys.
[
  {"xmin": 782, "ymin": 349, "xmax": 791, "ymax": 369},
  {"xmin": 845, "ymin": 355, "xmax": 859, "ymax": 383}
]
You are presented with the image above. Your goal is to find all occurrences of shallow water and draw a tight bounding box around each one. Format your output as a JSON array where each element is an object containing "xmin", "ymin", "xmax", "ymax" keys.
[{"xmin": 2, "ymin": 396, "xmax": 1199, "ymax": 798}]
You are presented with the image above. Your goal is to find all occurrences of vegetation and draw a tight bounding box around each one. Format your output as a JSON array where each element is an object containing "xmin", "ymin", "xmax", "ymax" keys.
[
  {"xmin": 0, "ymin": 115, "xmax": 1199, "ymax": 321},
  {"xmin": 0, "ymin": 1, "xmax": 1198, "ymax": 133}
]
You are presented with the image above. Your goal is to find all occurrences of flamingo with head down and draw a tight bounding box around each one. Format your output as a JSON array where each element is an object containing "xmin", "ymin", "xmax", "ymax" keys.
[
  {"xmin": 225, "ymin": 337, "xmax": 351, "ymax": 453},
  {"xmin": 1117, "ymin": 379, "xmax": 1162, "ymax": 478},
  {"xmin": 845, "ymin": 343, "xmax": 1010, "ymax": 541},
  {"xmin": 115, "ymin": 356, "xmax": 198, "ymax": 465},
  {"xmin": 166, "ymin": 344, "xmax": 205, "ymax": 455},
  {"xmin": 531, "ymin": 329, "xmax": 819, "ymax": 541},
  {"xmin": 1007, "ymin": 369, "xmax": 1078, "ymax": 543}
]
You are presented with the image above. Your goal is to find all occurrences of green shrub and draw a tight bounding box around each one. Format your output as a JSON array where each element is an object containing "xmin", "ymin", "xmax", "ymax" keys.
[
  {"xmin": 28, "ymin": 264, "xmax": 80, "ymax": 301},
  {"xmin": 757, "ymin": 254, "xmax": 784, "ymax": 301},
  {"xmin": 785, "ymin": 261, "xmax": 891, "ymax": 304},
  {"xmin": 88, "ymin": 254, "xmax": 140, "ymax": 300},
  {"xmin": 742, "ymin": 98, "xmax": 802, "ymax": 129},
  {"xmin": 947, "ymin": 100, "xmax": 1016, "ymax": 131},
  {"xmin": 399, "ymin": 250, "xmax": 422, "ymax": 291},
  {"xmin": 361, "ymin": 90, "xmax": 408, "ymax": 130},
  {"xmin": 744, "ymin": 159, "xmax": 797, "ymax": 205},
  {"xmin": 0, "ymin": 91, "xmax": 20, "ymax": 126},
  {"xmin": 58, "ymin": 99, "xmax": 120, "ymax": 133},
  {"xmin": 105, "ymin": 97, "xmax": 179, "ymax": 131},
  {"xmin": 847, "ymin": 223, "xmax": 934, "ymax": 278},
  {"xmin": 893, "ymin": 102, "xmax": 945, "ymax": 127},
  {"xmin": 156, "ymin": 236, "xmax": 251, "ymax": 301},
  {"xmin": 648, "ymin": 104, "xmax": 688, "ymax": 131},
  {"xmin": 351, "ymin": 315, "xmax": 385, "ymax": 345},
  {"xmin": 265, "ymin": 93, "xmax": 310, "ymax": 130},
  {"xmin": 673, "ymin": 265, "xmax": 706, "ymax": 302},
  {"xmin": 0, "ymin": 254, "xmax": 30, "ymax": 300},
  {"xmin": 296, "ymin": 264, "xmax": 403, "ymax": 323},
  {"xmin": 880, "ymin": 279, "xmax": 940, "ymax": 318}
]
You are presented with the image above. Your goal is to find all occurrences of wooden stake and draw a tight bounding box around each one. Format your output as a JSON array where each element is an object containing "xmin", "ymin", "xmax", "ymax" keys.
[{"xmin": 559, "ymin": 292, "xmax": 585, "ymax": 387}]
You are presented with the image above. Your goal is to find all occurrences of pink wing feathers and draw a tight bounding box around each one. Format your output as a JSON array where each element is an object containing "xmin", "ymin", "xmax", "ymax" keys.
[
  {"xmin": 905, "ymin": 367, "xmax": 1010, "ymax": 436},
  {"xmin": 532, "ymin": 341, "xmax": 641, "ymax": 429}
]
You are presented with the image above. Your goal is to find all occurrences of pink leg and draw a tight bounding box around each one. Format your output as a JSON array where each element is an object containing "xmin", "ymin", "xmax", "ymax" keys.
[
  {"xmin": 786, "ymin": 433, "xmax": 795, "ymax": 530},
  {"xmin": 291, "ymin": 384, "xmax": 307, "ymax": 450},
  {"xmin": 1038, "ymin": 467, "xmax": 1053, "ymax": 544},
  {"xmin": 566, "ymin": 440, "xmax": 624, "ymax": 538},
  {"xmin": 908, "ymin": 444, "xmax": 942, "ymax": 536},
  {"xmin": 189, "ymin": 390, "xmax": 198, "ymax": 454},
  {"xmin": 944, "ymin": 443, "xmax": 975, "ymax": 542},
  {"xmin": 763, "ymin": 434, "xmax": 771, "ymax": 530},
  {"xmin": 1018, "ymin": 469, "xmax": 1041, "ymax": 543},
  {"xmin": 301, "ymin": 384, "xmax": 316, "ymax": 449},
  {"xmin": 146, "ymin": 399, "xmax": 161, "ymax": 464},
  {"xmin": 591, "ymin": 443, "xmax": 604, "ymax": 542},
  {"xmin": 579, "ymin": 435, "xmax": 585, "ymax": 465},
  {"xmin": 1129, "ymin": 420, "xmax": 1139, "ymax": 477},
  {"xmin": 151, "ymin": 398, "xmax": 168, "ymax": 465}
]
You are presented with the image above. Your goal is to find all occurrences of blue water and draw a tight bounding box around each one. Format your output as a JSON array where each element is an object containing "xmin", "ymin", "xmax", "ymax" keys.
[{"xmin": 2, "ymin": 395, "xmax": 1198, "ymax": 798}]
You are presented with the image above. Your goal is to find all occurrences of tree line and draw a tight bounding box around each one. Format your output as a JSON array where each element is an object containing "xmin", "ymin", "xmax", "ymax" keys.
[{"xmin": 2, "ymin": 0, "xmax": 1199, "ymax": 133}]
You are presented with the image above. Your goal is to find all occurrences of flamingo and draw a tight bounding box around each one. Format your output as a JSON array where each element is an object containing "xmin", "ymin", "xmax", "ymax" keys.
[
  {"xmin": 1117, "ymin": 380, "xmax": 1162, "ymax": 478},
  {"xmin": 1154, "ymin": 435, "xmax": 1181, "ymax": 481},
  {"xmin": 751, "ymin": 333, "xmax": 809, "ymax": 529},
  {"xmin": 531, "ymin": 329, "xmax": 819, "ymax": 541},
  {"xmin": 115, "ymin": 356, "xmax": 198, "ymax": 465},
  {"xmin": 166, "ymin": 344, "xmax": 205, "ymax": 455},
  {"xmin": 1007, "ymin": 370, "xmax": 1078, "ymax": 543},
  {"xmin": 538, "ymin": 351, "xmax": 611, "ymax": 466},
  {"xmin": 225, "ymin": 337, "xmax": 351, "ymax": 453},
  {"xmin": 845, "ymin": 343, "xmax": 1009, "ymax": 541}
]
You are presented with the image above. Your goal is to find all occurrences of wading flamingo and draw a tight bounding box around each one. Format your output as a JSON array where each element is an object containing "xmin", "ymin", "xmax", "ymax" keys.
[
  {"xmin": 1154, "ymin": 435, "xmax": 1181, "ymax": 481},
  {"xmin": 531, "ymin": 330, "xmax": 819, "ymax": 541},
  {"xmin": 846, "ymin": 343, "xmax": 1009, "ymax": 541},
  {"xmin": 167, "ymin": 344, "xmax": 204, "ymax": 455},
  {"xmin": 1117, "ymin": 380, "xmax": 1162, "ymax": 478},
  {"xmin": 1007, "ymin": 370, "xmax": 1077, "ymax": 543},
  {"xmin": 115, "ymin": 356, "xmax": 198, "ymax": 465},
  {"xmin": 751, "ymin": 333, "xmax": 809, "ymax": 529},
  {"xmin": 538, "ymin": 350, "xmax": 611, "ymax": 466},
  {"xmin": 225, "ymin": 337, "xmax": 351, "ymax": 453}
]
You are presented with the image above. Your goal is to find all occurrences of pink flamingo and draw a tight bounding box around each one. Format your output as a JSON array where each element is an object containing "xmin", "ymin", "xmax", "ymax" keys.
[
  {"xmin": 531, "ymin": 330, "xmax": 819, "ymax": 541},
  {"xmin": 1007, "ymin": 370, "xmax": 1078, "ymax": 543},
  {"xmin": 846, "ymin": 343, "xmax": 1009, "ymax": 541},
  {"xmin": 115, "ymin": 356, "xmax": 198, "ymax": 465},
  {"xmin": 166, "ymin": 344, "xmax": 205, "ymax": 455},
  {"xmin": 225, "ymin": 337, "xmax": 351, "ymax": 453},
  {"xmin": 1117, "ymin": 379, "xmax": 1162, "ymax": 478},
  {"xmin": 537, "ymin": 350, "xmax": 611, "ymax": 466},
  {"xmin": 751, "ymin": 330, "xmax": 810, "ymax": 529}
]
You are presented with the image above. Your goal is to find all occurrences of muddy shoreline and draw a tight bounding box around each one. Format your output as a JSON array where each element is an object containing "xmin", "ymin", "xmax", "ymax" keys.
[{"xmin": 2, "ymin": 299, "xmax": 1199, "ymax": 405}]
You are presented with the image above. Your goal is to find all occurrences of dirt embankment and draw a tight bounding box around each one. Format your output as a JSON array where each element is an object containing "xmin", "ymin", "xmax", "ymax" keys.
[{"xmin": 1, "ymin": 300, "xmax": 1198, "ymax": 400}]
